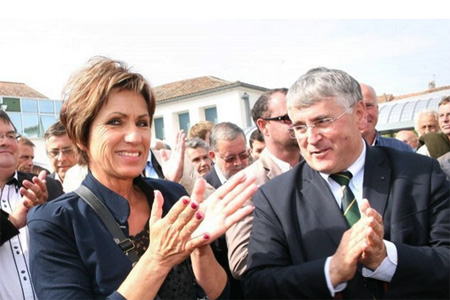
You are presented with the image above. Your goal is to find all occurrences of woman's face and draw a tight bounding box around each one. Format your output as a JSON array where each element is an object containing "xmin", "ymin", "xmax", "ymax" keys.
[{"xmin": 87, "ymin": 89, "xmax": 151, "ymax": 184}]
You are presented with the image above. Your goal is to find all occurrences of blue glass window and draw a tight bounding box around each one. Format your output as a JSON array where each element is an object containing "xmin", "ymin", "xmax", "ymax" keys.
[
  {"xmin": 154, "ymin": 117, "xmax": 165, "ymax": 140},
  {"xmin": 205, "ymin": 107, "xmax": 217, "ymax": 123},
  {"xmin": 39, "ymin": 100, "xmax": 54, "ymax": 113},
  {"xmin": 22, "ymin": 99, "xmax": 38, "ymax": 112},
  {"xmin": 178, "ymin": 112, "xmax": 190, "ymax": 133},
  {"xmin": 22, "ymin": 113, "xmax": 39, "ymax": 137}
]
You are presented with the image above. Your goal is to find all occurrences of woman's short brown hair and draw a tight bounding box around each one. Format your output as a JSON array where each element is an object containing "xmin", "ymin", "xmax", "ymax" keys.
[{"xmin": 60, "ymin": 56, "xmax": 155, "ymax": 164}]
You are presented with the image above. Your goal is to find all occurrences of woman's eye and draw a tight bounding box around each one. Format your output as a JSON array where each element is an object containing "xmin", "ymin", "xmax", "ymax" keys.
[
  {"xmin": 107, "ymin": 119, "xmax": 121, "ymax": 125},
  {"xmin": 137, "ymin": 120, "xmax": 149, "ymax": 127}
]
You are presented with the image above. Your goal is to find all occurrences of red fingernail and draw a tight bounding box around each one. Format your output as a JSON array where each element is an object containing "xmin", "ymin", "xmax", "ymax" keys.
[
  {"xmin": 182, "ymin": 198, "xmax": 189, "ymax": 205},
  {"xmin": 191, "ymin": 202, "xmax": 198, "ymax": 209},
  {"xmin": 196, "ymin": 211, "xmax": 203, "ymax": 220},
  {"xmin": 203, "ymin": 233, "xmax": 210, "ymax": 240}
]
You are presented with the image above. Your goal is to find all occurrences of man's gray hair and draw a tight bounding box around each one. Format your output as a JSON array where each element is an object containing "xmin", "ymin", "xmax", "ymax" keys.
[
  {"xmin": 185, "ymin": 137, "xmax": 209, "ymax": 151},
  {"xmin": 414, "ymin": 108, "xmax": 439, "ymax": 132},
  {"xmin": 209, "ymin": 122, "xmax": 246, "ymax": 152},
  {"xmin": 286, "ymin": 67, "xmax": 363, "ymax": 111}
]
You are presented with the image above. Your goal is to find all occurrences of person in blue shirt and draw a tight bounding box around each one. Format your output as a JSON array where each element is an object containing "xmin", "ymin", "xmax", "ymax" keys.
[{"xmin": 27, "ymin": 57, "xmax": 257, "ymax": 300}]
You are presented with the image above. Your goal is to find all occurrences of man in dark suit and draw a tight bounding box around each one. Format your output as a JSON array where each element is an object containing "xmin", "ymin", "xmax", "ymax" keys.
[
  {"xmin": 0, "ymin": 110, "xmax": 64, "ymax": 299},
  {"xmin": 242, "ymin": 67, "xmax": 449, "ymax": 299},
  {"xmin": 204, "ymin": 122, "xmax": 250, "ymax": 299}
]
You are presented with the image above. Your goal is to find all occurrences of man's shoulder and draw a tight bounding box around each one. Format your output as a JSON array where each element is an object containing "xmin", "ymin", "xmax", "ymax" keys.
[{"xmin": 378, "ymin": 136, "xmax": 413, "ymax": 152}]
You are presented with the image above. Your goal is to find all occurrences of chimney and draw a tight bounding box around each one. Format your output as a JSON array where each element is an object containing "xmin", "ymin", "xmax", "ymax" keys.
[{"xmin": 428, "ymin": 81, "xmax": 436, "ymax": 89}]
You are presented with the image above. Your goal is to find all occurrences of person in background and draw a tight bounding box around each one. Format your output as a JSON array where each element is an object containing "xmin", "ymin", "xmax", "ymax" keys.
[
  {"xmin": 360, "ymin": 83, "xmax": 413, "ymax": 152},
  {"xmin": 0, "ymin": 110, "xmax": 64, "ymax": 300},
  {"xmin": 31, "ymin": 164, "xmax": 51, "ymax": 176},
  {"xmin": 188, "ymin": 120, "xmax": 215, "ymax": 145},
  {"xmin": 414, "ymin": 108, "xmax": 440, "ymax": 137},
  {"xmin": 16, "ymin": 136, "xmax": 35, "ymax": 173},
  {"xmin": 185, "ymin": 137, "xmax": 213, "ymax": 177},
  {"xmin": 226, "ymin": 88, "xmax": 301, "ymax": 280},
  {"xmin": 242, "ymin": 67, "xmax": 449, "ymax": 299},
  {"xmin": 44, "ymin": 121, "xmax": 79, "ymax": 185},
  {"xmin": 28, "ymin": 57, "xmax": 257, "ymax": 299},
  {"xmin": 417, "ymin": 96, "xmax": 450, "ymax": 158},
  {"xmin": 205, "ymin": 122, "xmax": 250, "ymax": 189},
  {"xmin": 395, "ymin": 130, "xmax": 419, "ymax": 151},
  {"xmin": 204, "ymin": 121, "xmax": 251, "ymax": 299},
  {"xmin": 249, "ymin": 129, "xmax": 265, "ymax": 161}
]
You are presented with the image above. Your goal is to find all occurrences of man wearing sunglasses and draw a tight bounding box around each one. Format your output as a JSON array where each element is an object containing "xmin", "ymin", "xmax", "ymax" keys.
[
  {"xmin": 204, "ymin": 121, "xmax": 250, "ymax": 299},
  {"xmin": 226, "ymin": 88, "xmax": 301, "ymax": 280}
]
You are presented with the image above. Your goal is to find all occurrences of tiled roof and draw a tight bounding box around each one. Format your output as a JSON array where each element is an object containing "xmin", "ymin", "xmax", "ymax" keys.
[
  {"xmin": 153, "ymin": 76, "xmax": 244, "ymax": 102},
  {"xmin": 0, "ymin": 81, "xmax": 48, "ymax": 99},
  {"xmin": 391, "ymin": 85, "xmax": 450, "ymax": 101}
]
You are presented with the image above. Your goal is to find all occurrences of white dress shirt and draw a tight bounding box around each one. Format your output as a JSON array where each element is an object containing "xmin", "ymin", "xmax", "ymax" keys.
[{"xmin": 0, "ymin": 173, "xmax": 37, "ymax": 300}]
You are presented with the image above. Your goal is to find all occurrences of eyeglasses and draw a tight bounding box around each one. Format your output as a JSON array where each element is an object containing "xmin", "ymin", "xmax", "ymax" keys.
[
  {"xmin": 0, "ymin": 132, "xmax": 19, "ymax": 143},
  {"xmin": 47, "ymin": 148, "xmax": 76, "ymax": 158},
  {"xmin": 287, "ymin": 110, "xmax": 349, "ymax": 139},
  {"xmin": 262, "ymin": 114, "xmax": 292, "ymax": 125},
  {"xmin": 219, "ymin": 150, "xmax": 250, "ymax": 163}
]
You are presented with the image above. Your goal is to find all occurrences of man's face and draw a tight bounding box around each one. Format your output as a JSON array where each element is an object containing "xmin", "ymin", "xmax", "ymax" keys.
[
  {"xmin": 417, "ymin": 113, "xmax": 439, "ymax": 136},
  {"xmin": 288, "ymin": 98, "xmax": 366, "ymax": 174},
  {"xmin": 210, "ymin": 134, "xmax": 250, "ymax": 179},
  {"xmin": 438, "ymin": 102, "xmax": 450, "ymax": 137},
  {"xmin": 0, "ymin": 120, "xmax": 18, "ymax": 173},
  {"xmin": 259, "ymin": 92, "xmax": 299, "ymax": 150},
  {"xmin": 186, "ymin": 147, "xmax": 212, "ymax": 177},
  {"xmin": 17, "ymin": 143, "xmax": 34, "ymax": 173},
  {"xmin": 360, "ymin": 85, "xmax": 379, "ymax": 139},
  {"xmin": 46, "ymin": 134, "xmax": 78, "ymax": 182},
  {"xmin": 250, "ymin": 140, "xmax": 265, "ymax": 161}
]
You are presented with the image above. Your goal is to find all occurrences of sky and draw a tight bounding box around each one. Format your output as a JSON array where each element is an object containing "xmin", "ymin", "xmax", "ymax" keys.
[{"xmin": 2, "ymin": 2, "xmax": 450, "ymax": 100}]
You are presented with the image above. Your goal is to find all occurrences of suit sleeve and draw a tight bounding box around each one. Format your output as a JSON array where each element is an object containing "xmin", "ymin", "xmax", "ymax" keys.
[
  {"xmin": 242, "ymin": 188, "xmax": 331, "ymax": 299},
  {"xmin": 386, "ymin": 159, "xmax": 450, "ymax": 299},
  {"xmin": 0, "ymin": 210, "xmax": 20, "ymax": 245},
  {"xmin": 225, "ymin": 199, "xmax": 253, "ymax": 279}
]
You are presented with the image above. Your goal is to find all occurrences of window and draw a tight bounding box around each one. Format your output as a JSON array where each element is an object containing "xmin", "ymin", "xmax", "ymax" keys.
[
  {"xmin": 7, "ymin": 112, "xmax": 22, "ymax": 134},
  {"xmin": 22, "ymin": 113, "xmax": 39, "ymax": 137},
  {"xmin": 40, "ymin": 115, "xmax": 58, "ymax": 134},
  {"xmin": 55, "ymin": 101, "xmax": 63, "ymax": 115},
  {"xmin": 22, "ymin": 98, "xmax": 38, "ymax": 112},
  {"xmin": 2, "ymin": 97, "xmax": 21, "ymax": 112},
  {"xmin": 154, "ymin": 117, "xmax": 165, "ymax": 140},
  {"xmin": 204, "ymin": 107, "xmax": 217, "ymax": 123},
  {"xmin": 178, "ymin": 112, "xmax": 190, "ymax": 133},
  {"xmin": 39, "ymin": 100, "xmax": 55, "ymax": 113}
]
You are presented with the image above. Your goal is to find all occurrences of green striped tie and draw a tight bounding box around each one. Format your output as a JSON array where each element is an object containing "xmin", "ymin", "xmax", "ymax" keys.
[{"xmin": 330, "ymin": 171, "xmax": 360, "ymax": 227}]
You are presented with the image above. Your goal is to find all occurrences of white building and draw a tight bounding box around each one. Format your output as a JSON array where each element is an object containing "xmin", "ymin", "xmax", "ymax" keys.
[{"xmin": 152, "ymin": 76, "xmax": 268, "ymax": 145}]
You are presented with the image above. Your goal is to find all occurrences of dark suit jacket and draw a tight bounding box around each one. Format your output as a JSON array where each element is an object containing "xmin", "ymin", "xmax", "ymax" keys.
[
  {"xmin": 205, "ymin": 167, "xmax": 222, "ymax": 189},
  {"xmin": 1, "ymin": 172, "xmax": 64, "ymax": 245},
  {"xmin": 243, "ymin": 146, "xmax": 450, "ymax": 299},
  {"xmin": 18, "ymin": 171, "xmax": 64, "ymax": 201}
]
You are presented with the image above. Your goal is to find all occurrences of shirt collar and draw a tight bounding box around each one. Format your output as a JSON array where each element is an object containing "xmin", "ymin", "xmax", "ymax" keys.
[
  {"xmin": 81, "ymin": 171, "xmax": 157, "ymax": 225},
  {"xmin": 320, "ymin": 139, "xmax": 366, "ymax": 184},
  {"xmin": 265, "ymin": 149, "xmax": 292, "ymax": 173},
  {"xmin": 214, "ymin": 164, "xmax": 228, "ymax": 185}
]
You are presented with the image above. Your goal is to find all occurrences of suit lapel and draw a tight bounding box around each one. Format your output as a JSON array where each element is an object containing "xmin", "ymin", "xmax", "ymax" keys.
[
  {"xmin": 299, "ymin": 166, "xmax": 348, "ymax": 247},
  {"xmin": 258, "ymin": 150, "xmax": 284, "ymax": 180},
  {"xmin": 363, "ymin": 146, "xmax": 391, "ymax": 216}
]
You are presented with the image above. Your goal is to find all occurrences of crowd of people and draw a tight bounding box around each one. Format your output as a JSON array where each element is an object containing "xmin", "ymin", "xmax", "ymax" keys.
[{"xmin": 0, "ymin": 57, "xmax": 448, "ymax": 300}]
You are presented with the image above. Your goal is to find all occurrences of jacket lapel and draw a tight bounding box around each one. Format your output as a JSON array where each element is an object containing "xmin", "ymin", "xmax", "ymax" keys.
[
  {"xmin": 363, "ymin": 146, "xmax": 391, "ymax": 217},
  {"xmin": 299, "ymin": 166, "xmax": 348, "ymax": 247}
]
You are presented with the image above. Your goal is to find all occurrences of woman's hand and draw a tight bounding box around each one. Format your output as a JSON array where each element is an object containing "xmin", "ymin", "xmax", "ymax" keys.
[
  {"xmin": 146, "ymin": 189, "xmax": 207, "ymax": 272},
  {"xmin": 191, "ymin": 171, "xmax": 258, "ymax": 243}
]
